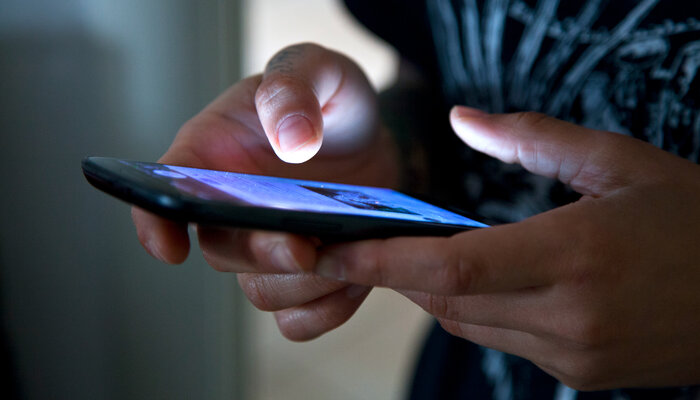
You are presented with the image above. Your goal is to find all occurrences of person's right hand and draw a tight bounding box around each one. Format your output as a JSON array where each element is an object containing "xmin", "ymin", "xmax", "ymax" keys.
[{"xmin": 131, "ymin": 43, "xmax": 400, "ymax": 340}]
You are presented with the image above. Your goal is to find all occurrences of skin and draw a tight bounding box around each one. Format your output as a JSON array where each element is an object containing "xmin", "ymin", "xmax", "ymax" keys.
[
  {"xmin": 316, "ymin": 108, "xmax": 700, "ymax": 390},
  {"xmin": 132, "ymin": 43, "xmax": 396, "ymax": 339},
  {"xmin": 132, "ymin": 43, "xmax": 700, "ymax": 391}
]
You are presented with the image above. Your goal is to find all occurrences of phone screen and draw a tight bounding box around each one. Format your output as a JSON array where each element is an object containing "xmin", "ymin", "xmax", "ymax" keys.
[{"xmin": 124, "ymin": 160, "xmax": 488, "ymax": 229}]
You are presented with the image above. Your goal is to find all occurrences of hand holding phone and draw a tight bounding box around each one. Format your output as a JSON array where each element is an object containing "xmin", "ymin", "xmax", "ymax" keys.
[
  {"xmin": 85, "ymin": 155, "xmax": 489, "ymax": 342},
  {"xmin": 116, "ymin": 43, "xmax": 435, "ymax": 341}
]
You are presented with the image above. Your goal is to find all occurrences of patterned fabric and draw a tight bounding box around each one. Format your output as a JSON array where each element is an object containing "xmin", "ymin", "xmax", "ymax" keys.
[
  {"xmin": 409, "ymin": 323, "xmax": 700, "ymax": 399},
  {"xmin": 344, "ymin": 0, "xmax": 700, "ymax": 399},
  {"xmin": 424, "ymin": 0, "xmax": 700, "ymax": 222}
]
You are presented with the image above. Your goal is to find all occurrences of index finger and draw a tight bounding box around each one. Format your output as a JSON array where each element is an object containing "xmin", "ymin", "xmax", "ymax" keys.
[{"xmin": 255, "ymin": 43, "xmax": 378, "ymax": 163}]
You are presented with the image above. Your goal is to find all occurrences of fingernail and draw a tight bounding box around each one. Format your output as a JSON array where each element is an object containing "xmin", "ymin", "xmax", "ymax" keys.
[
  {"xmin": 315, "ymin": 255, "xmax": 345, "ymax": 281},
  {"xmin": 270, "ymin": 242, "xmax": 300, "ymax": 272},
  {"xmin": 452, "ymin": 106, "xmax": 488, "ymax": 119},
  {"xmin": 277, "ymin": 115, "xmax": 316, "ymax": 153}
]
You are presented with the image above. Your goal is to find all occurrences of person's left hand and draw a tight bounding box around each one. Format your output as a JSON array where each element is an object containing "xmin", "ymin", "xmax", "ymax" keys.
[{"xmin": 312, "ymin": 107, "xmax": 700, "ymax": 391}]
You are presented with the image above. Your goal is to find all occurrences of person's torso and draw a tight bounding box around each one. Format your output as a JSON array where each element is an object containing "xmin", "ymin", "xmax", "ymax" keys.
[
  {"xmin": 343, "ymin": 1, "xmax": 700, "ymax": 399},
  {"xmin": 346, "ymin": 0, "xmax": 700, "ymax": 221}
]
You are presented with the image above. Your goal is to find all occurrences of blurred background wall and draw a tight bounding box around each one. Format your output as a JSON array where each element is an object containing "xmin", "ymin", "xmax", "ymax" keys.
[
  {"xmin": 0, "ymin": 1, "xmax": 245, "ymax": 399},
  {"xmin": 0, "ymin": 1, "xmax": 430, "ymax": 399}
]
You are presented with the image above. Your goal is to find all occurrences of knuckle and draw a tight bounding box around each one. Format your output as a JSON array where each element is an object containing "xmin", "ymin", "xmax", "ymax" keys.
[
  {"xmin": 367, "ymin": 241, "xmax": 390, "ymax": 286},
  {"xmin": 336, "ymin": 240, "xmax": 386, "ymax": 286},
  {"xmin": 436, "ymin": 239, "xmax": 481, "ymax": 295},
  {"xmin": 425, "ymin": 294, "xmax": 451, "ymax": 319},
  {"xmin": 254, "ymin": 76, "xmax": 315, "ymax": 117},
  {"xmin": 512, "ymin": 111, "xmax": 552, "ymax": 131},
  {"xmin": 561, "ymin": 217, "xmax": 610, "ymax": 286},
  {"xmin": 255, "ymin": 76, "xmax": 297, "ymax": 107},
  {"xmin": 552, "ymin": 305, "xmax": 614, "ymax": 354},
  {"xmin": 555, "ymin": 355, "xmax": 609, "ymax": 392},
  {"xmin": 176, "ymin": 117, "xmax": 200, "ymax": 138},
  {"xmin": 457, "ymin": 257, "xmax": 482, "ymax": 294},
  {"xmin": 434, "ymin": 261, "xmax": 461, "ymax": 295},
  {"xmin": 237, "ymin": 275, "xmax": 275, "ymax": 311},
  {"xmin": 564, "ymin": 317, "xmax": 608, "ymax": 351}
]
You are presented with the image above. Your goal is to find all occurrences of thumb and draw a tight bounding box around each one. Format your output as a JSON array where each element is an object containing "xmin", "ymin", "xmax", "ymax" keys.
[{"xmin": 450, "ymin": 106, "xmax": 661, "ymax": 197}]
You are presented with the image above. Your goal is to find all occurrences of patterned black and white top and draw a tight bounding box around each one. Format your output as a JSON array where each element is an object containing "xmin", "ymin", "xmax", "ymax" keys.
[{"xmin": 344, "ymin": 0, "xmax": 700, "ymax": 399}]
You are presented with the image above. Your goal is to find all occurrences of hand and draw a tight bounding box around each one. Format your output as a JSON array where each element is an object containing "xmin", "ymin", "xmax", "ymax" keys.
[
  {"xmin": 312, "ymin": 107, "xmax": 700, "ymax": 390},
  {"xmin": 131, "ymin": 43, "xmax": 395, "ymax": 340}
]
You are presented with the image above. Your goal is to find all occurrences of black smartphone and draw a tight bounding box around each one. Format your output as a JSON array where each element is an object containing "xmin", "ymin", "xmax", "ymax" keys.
[{"xmin": 82, "ymin": 157, "xmax": 489, "ymax": 239}]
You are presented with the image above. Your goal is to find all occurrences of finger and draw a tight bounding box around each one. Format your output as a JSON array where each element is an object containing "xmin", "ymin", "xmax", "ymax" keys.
[
  {"xmin": 197, "ymin": 227, "xmax": 319, "ymax": 273},
  {"xmin": 315, "ymin": 211, "xmax": 567, "ymax": 294},
  {"xmin": 130, "ymin": 118, "xmax": 242, "ymax": 264},
  {"xmin": 237, "ymin": 272, "xmax": 349, "ymax": 311},
  {"xmin": 400, "ymin": 288, "xmax": 552, "ymax": 334},
  {"xmin": 437, "ymin": 318, "xmax": 548, "ymax": 366},
  {"xmin": 439, "ymin": 318, "xmax": 625, "ymax": 391},
  {"xmin": 256, "ymin": 43, "xmax": 378, "ymax": 163},
  {"xmin": 450, "ymin": 107, "xmax": 667, "ymax": 196},
  {"xmin": 130, "ymin": 146, "xmax": 207, "ymax": 264},
  {"xmin": 274, "ymin": 285, "xmax": 372, "ymax": 341},
  {"xmin": 131, "ymin": 207, "xmax": 190, "ymax": 264}
]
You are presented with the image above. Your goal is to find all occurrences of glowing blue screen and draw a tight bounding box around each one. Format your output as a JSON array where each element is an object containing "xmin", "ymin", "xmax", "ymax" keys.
[{"xmin": 134, "ymin": 162, "xmax": 488, "ymax": 228}]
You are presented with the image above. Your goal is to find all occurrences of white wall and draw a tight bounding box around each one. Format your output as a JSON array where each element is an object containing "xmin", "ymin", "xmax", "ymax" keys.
[
  {"xmin": 0, "ymin": 1, "xmax": 246, "ymax": 399},
  {"xmin": 243, "ymin": 0, "xmax": 398, "ymax": 89}
]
